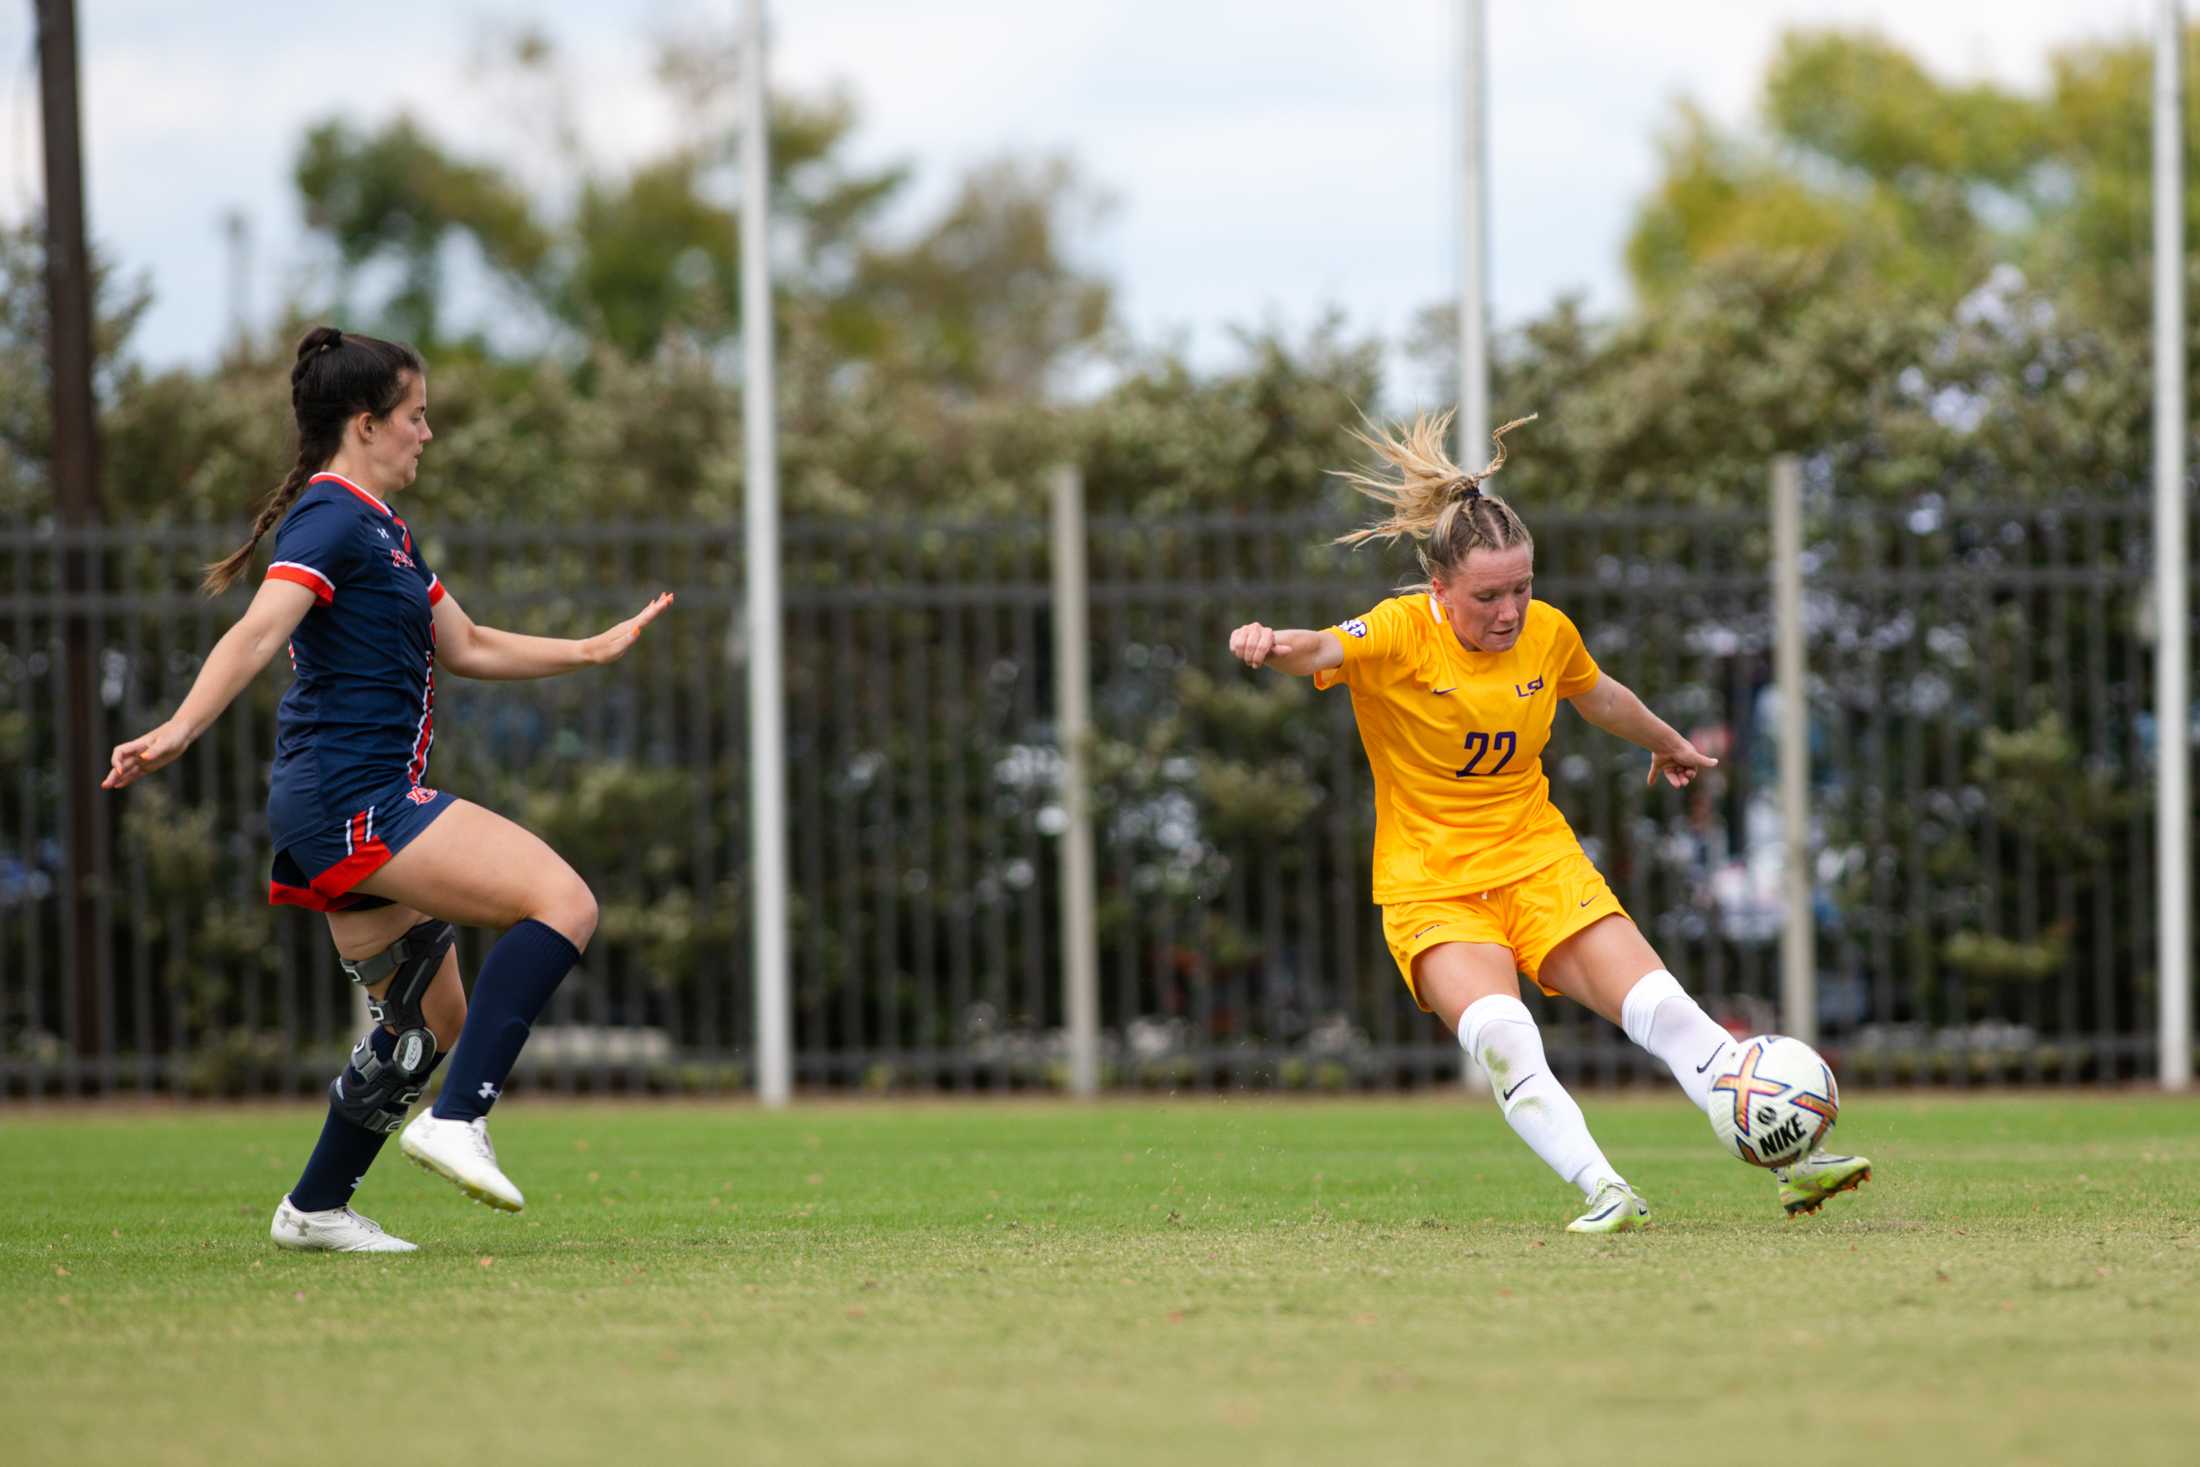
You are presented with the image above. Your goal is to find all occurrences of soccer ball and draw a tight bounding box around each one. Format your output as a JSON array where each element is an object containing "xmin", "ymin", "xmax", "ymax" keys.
[{"xmin": 1704, "ymin": 1035, "xmax": 1839, "ymax": 1169}]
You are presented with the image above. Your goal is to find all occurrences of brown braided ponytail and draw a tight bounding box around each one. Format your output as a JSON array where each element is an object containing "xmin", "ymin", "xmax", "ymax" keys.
[
  {"xmin": 201, "ymin": 325, "xmax": 424, "ymax": 595},
  {"xmin": 1333, "ymin": 410, "xmax": 1536, "ymax": 590}
]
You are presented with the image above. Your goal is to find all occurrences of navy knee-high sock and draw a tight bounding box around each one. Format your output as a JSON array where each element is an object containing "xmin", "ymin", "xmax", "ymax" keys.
[
  {"xmin": 289, "ymin": 1027, "xmax": 444, "ymax": 1212},
  {"xmin": 431, "ymin": 919, "xmax": 580, "ymax": 1123}
]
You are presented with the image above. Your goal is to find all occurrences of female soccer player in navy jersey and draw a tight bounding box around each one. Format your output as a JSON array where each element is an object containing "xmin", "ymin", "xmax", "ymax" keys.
[{"xmin": 105, "ymin": 326, "xmax": 673, "ymax": 1252}]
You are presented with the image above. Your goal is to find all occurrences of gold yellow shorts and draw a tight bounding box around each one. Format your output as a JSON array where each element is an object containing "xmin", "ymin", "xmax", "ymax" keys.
[{"xmin": 1382, "ymin": 847, "xmax": 1629, "ymax": 1009}]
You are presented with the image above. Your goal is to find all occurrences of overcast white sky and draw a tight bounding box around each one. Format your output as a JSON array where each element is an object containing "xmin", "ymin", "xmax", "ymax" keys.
[{"xmin": 0, "ymin": 1, "xmax": 2156, "ymax": 376}]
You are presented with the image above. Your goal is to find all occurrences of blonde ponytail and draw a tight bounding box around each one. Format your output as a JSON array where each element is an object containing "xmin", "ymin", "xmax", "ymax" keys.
[{"xmin": 1333, "ymin": 411, "xmax": 1536, "ymax": 584}]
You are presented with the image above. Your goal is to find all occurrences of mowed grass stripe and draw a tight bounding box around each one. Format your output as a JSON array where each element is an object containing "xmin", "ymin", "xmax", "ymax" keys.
[{"xmin": 3, "ymin": 1096, "xmax": 2196, "ymax": 1467}]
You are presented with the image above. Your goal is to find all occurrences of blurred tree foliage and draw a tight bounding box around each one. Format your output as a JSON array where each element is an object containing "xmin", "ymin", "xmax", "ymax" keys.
[{"xmin": 1421, "ymin": 25, "xmax": 2197, "ymax": 517}]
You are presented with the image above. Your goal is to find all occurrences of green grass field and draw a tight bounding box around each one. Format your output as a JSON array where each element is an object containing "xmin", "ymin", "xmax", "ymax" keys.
[{"xmin": 4, "ymin": 1094, "xmax": 2196, "ymax": 1466}]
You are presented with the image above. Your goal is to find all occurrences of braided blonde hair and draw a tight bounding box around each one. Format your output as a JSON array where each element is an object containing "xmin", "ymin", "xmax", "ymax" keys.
[{"xmin": 1334, "ymin": 411, "xmax": 1535, "ymax": 587}]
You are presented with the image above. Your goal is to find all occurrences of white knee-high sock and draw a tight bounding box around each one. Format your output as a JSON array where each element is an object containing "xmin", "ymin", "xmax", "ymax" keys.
[
  {"xmin": 1619, "ymin": 969, "xmax": 1734, "ymax": 1114},
  {"xmin": 1457, "ymin": 994, "xmax": 1622, "ymax": 1199}
]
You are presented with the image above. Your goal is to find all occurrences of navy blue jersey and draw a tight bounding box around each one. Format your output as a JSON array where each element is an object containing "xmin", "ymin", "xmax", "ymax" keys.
[{"xmin": 264, "ymin": 473, "xmax": 445, "ymax": 846}]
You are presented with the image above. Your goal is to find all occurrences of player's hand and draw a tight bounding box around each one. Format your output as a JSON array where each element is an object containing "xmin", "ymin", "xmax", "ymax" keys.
[
  {"xmin": 583, "ymin": 592, "xmax": 676, "ymax": 666},
  {"xmin": 1648, "ymin": 739, "xmax": 1718, "ymax": 789},
  {"xmin": 103, "ymin": 720, "xmax": 192, "ymax": 790},
  {"xmin": 1229, "ymin": 622, "xmax": 1304, "ymax": 670}
]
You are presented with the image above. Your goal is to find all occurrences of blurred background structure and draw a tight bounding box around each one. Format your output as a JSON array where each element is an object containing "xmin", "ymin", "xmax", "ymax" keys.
[{"xmin": 2, "ymin": 2, "xmax": 2194, "ymax": 1099}]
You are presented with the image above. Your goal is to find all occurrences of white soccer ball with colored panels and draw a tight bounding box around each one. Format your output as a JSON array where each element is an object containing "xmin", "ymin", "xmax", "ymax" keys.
[{"xmin": 1705, "ymin": 1035, "xmax": 1839, "ymax": 1169}]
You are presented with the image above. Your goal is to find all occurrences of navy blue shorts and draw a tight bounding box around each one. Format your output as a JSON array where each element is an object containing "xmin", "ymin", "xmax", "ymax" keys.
[{"xmin": 268, "ymin": 777, "xmax": 456, "ymax": 912}]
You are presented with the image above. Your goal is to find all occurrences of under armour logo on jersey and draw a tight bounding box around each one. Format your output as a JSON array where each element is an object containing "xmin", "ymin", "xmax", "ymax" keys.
[
  {"xmin": 478, "ymin": 1082, "xmax": 500, "ymax": 1101},
  {"xmin": 375, "ymin": 525, "xmax": 391, "ymax": 540},
  {"xmin": 1341, "ymin": 618, "xmax": 1368, "ymax": 638},
  {"xmin": 1515, "ymin": 676, "xmax": 1544, "ymax": 697}
]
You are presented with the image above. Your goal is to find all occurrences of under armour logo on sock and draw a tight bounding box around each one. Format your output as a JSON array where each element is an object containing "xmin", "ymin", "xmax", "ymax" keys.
[{"xmin": 477, "ymin": 1082, "xmax": 500, "ymax": 1101}]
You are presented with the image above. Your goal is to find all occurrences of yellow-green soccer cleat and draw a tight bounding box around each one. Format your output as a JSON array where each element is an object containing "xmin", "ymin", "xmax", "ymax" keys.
[
  {"xmin": 1566, "ymin": 1180, "xmax": 1650, "ymax": 1234},
  {"xmin": 1777, "ymin": 1152, "xmax": 1872, "ymax": 1216}
]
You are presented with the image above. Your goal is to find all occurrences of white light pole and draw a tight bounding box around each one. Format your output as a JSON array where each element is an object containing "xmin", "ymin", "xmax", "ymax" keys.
[
  {"xmin": 741, "ymin": 0, "xmax": 791, "ymax": 1107},
  {"xmin": 1457, "ymin": 0, "xmax": 1490, "ymax": 460},
  {"xmin": 1453, "ymin": 0, "xmax": 1494, "ymax": 1093},
  {"xmin": 2155, "ymin": 0, "xmax": 2190, "ymax": 1092},
  {"xmin": 1772, "ymin": 456, "xmax": 1815, "ymax": 1046}
]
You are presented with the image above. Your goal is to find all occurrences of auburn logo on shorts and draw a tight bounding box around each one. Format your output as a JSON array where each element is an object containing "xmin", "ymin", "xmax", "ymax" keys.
[{"xmin": 405, "ymin": 786, "xmax": 439, "ymax": 806}]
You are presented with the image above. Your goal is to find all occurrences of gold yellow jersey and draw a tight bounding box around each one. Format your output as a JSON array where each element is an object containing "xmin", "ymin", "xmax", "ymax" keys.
[{"xmin": 1315, "ymin": 595, "xmax": 1602, "ymax": 902}]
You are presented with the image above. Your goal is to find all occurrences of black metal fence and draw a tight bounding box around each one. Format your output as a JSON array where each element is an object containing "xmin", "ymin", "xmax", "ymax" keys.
[{"xmin": 2, "ymin": 494, "xmax": 2188, "ymax": 1097}]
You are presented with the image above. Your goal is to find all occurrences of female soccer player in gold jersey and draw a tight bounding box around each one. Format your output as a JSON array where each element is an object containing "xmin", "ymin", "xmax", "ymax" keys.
[{"xmin": 1228, "ymin": 414, "xmax": 1869, "ymax": 1231}]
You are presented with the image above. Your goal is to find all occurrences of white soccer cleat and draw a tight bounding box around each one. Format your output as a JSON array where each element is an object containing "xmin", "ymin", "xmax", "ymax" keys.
[
  {"xmin": 1566, "ymin": 1179, "xmax": 1650, "ymax": 1234},
  {"xmin": 1776, "ymin": 1152, "xmax": 1872, "ymax": 1216},
  {"xmin": 271, "ymin": 1196, "xmax": 417, "ymax": 1253},
  {"xmin": 400, "ymin": 1111, "xmax": 526, "ymax": 1212}
]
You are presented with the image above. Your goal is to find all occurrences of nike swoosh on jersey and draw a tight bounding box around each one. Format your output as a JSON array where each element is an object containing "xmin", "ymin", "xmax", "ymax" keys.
[{"xmin": 1432, "ymin": 687, "xmax": 1457, "ymax": 696}]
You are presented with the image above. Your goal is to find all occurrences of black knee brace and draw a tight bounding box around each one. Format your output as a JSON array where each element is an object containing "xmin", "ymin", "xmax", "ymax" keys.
[
  {"xmin": 329, "ymin": 1031, "xmax": 444, "ymax": 1134},
  {"xmin": 330, "ymin": 919, "xmax": 456, "ymax": 1134}
]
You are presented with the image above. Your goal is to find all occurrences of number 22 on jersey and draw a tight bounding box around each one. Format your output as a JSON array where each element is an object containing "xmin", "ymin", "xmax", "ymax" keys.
[{"xmin": 1455, "ymin": 729, "xmax": 1517, "ymax": 778}]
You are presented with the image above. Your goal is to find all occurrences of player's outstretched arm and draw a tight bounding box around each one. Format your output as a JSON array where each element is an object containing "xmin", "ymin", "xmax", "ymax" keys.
[
  {"xmin": 103, "ymin": 579, "xmax": 317, "ymax": 789},
  {"xmin": 1566, "ymin": 671, "xmax": 1719, "ymax": 788},
  {"xmin": 433, "ymin": 591, "xmax": 675, "ymax": 680},
  {"xmin": 1227, "ymin": 622, "xmax": 1343, "ymax": 678}
]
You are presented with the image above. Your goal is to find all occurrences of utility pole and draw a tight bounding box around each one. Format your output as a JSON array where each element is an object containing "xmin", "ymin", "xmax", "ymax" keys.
[{"xmin": 37, "ymin": 0, "xmax": 108, "ymax": 1071}]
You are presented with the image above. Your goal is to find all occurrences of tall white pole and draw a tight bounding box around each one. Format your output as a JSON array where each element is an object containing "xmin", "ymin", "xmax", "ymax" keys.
[
  {"xmin": 2155, "ymin": 0, "xmax": 2190, "ymax": 1092},
  {"xmin": 1455, "ymin": 0, "xmax": 1494, "ymax": 1096},
  {"xmin": 1773, "ymin": 455, "xmax": 1816, "ymax": 1046},
  {"xmin": 741, "ymin": 0, "xmax": 791, "ymax": 1107},
  {"xmin": 1051, "ymin": 466, "xmax": 1100, "ymax": 1097},
  {"xmin": 1457, "ymin": 0, "xmax": 1489, "ymax": 460}
]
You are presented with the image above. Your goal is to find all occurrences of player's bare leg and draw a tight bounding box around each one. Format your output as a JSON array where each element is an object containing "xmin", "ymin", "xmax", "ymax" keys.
[
  {"xmin": 328, "ymin": 902, "xmax": 469, "ymax": 1048},
  {"xmin": 353, "ymin": 800, "xmax": 598, "ymax": 1213},
  {"xmin": 1541, "ymin": 916, "xmax": 1739, "ymax": 1112},
  {"xmin": 1417, "ymin": 943, "xmax": 1645, "ymax": 1232}
]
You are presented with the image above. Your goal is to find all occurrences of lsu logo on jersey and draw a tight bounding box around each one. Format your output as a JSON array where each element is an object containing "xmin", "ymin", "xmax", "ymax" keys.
[
  {"xmin": 1341, "ymin": 618, "xmax": 1369, "ymax": 639},
  {"xmin": 390, "ymin": 547, "xmax": 416, "ymax": 571},
  {"xmin": 1515, "ymin": 675, "xmax": 1544, "ymax": 697},
  {"xmin": 404, "ymin": 786, "xmax": 439, "ymax": 806}
]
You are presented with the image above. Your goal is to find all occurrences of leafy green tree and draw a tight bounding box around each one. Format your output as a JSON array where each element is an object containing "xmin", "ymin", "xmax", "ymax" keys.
[{"xmin": 1626, "ymin": 26, "xmax": 2200, "ymax": 320}]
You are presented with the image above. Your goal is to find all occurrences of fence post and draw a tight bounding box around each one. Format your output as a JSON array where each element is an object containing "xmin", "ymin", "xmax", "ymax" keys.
[
  {"xmin": 1772, "ymin": 455, "xmax": 1817, "ymax": 1045},
  {"xmin": 1052, "ymin": 465, "xmax": 1101, "ymax": 1097}
]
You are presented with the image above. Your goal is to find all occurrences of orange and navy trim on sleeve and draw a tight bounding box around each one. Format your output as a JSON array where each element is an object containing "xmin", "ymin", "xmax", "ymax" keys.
[{"xmin": 266, "ymin": 560, "xmax": 336, "ymax": 605}]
